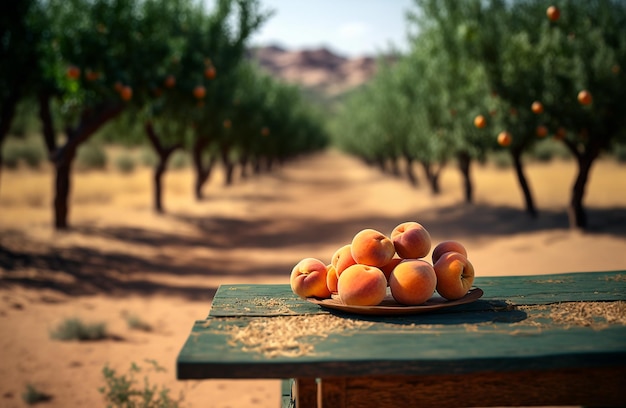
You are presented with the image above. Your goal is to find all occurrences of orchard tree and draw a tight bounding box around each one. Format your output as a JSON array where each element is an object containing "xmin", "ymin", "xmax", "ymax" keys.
[
  {"xmin": 472, "ymin": 0, "xmax": 626, "ymax": 227},
  {"xmin": 186, "ymin": 0, "xmax": 269, "ymax": 199},
  {"xmin": 32, "ymin": 0, "xmax": 184, "ymax": 228},
  {"xmin": 0, "ymin": 0, "xmax": 46, "ymax": 191},
  {"xmin": 408, "ymin": 0, "xmax": 494, "ymax": 202}
]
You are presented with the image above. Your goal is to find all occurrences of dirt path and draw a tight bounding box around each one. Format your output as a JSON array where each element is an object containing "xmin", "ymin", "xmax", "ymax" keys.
[{"xmin": 1, "ymin": 149, "xmax": 626, "ymax": 407}]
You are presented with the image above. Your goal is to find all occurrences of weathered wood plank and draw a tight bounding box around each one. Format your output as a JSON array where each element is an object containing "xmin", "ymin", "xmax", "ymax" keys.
[
  {"xmin": 177, "ymin": 271, "xmax": 626, "ymax": 383},
  {"xmin": 177, "ymin": 310, "xmax": 626, "ymax": 379},
  {"xmin": 338, "ymin": 367, "xmax": 626, "ymax": 408},
  {"xmin": 474, "ymin": 270, "xmax": 626, "ymax": 305},
  {"xmin": 318, "ymin": 377, "xmax": 346, "ymax": 408},
  {"xmin": 207, "ymin": 271, "xmax": 626, "ymax": 318},
  {"xmin": 293, "ymin": 378, "xmax": 316, "ymax": 408},
  {"xmin": 208, "ymin": 284, "xmax": 322, "ymax": 317}
]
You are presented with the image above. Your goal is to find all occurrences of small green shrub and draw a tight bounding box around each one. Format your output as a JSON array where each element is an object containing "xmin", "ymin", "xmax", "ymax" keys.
[
  {"xmin": 614, "ymin": 144, "xmax": 626, "ymax": 163},
  {"xmin": 2, "ymin": 143, "xmax": 21, "ymax": 169},
  {"xmin": 116, "ymin": 153, "xmax": 137, "ymax": 174},
  {"xmin": 76, "ymin": 143, "xmax": 108, "ymax": 170},
  {"xmin": 2, "ymin": 137, "xmax": 46, "ymax": 169},
  {"xmin": 125, "ymin": 314, "xmax": 152, "ymax": 332},
  {"xmin": 140, "ymin": 148, "xmax": 158, "ymax": 167},
  {"xmin": 22, "ymin": 384, "xmax": 51, "ymax": 405},
  {"xmin": 530, "ymin": 140, "xmax": 556, "ymax": 162},
  {"xmin": 99, "ymin": 360, "xmax": 184, "ymax": 408},
  {"xmin": 21, "ymin": 143, "xmax": 46, "ymax": 168},
  {"xmin": 169, "ymin": 150, "xmax": 189, "ymax": 169},
  {"xmin": 490, "ymin": 151, "xmax": 512, "ymax": 169},
  {"xmin": 50, "ymin": 317, "xmax": 108, "ymax": 341}
]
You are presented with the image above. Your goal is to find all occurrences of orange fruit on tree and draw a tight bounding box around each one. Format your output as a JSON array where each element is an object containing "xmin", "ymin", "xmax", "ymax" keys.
[
  {"xmin": 164, "ymin": 75, "xmax": 176, "ymax": 88},
  {"xmin": 536, "ymin": 125, "xmax": 548, "ymax": 138},
  {"xmin": 497, "ymin": 131, "xmax": 512, "ymax": 147},
  {"xmin": 546, "ymin": 6, "xmax": 560, "ymax": 22},
  {"xmin": 555, "ymin": 127, "xmax": 567, "ymax": 140},
  {"xmin": 193, "ymin": 85, "xmax": 206, "ymax": 99},
  {"xmin": 531, "ymin": 101, "xmax": 544, "ymax": 114},
  {"xmin": 223, "ymin": 119, "xmax": 231, "ymax": 129},
  {"xmin": 261, "ymin": 126, "xmax": 270, "ymax": 137},
  {"xmin": 85, "ymin": 69, "xmax": 100, "ymax": 81},
  {"xmin": 120, "ymin": 86, "xmax": 133, "ymax": 101},
  {"xmin": 66, "ymin": 65, "xmax": 81, "ymax": 80},
  {"xmin": 474, "ymin": 115, "xmax": 487, "ymax": 129},
  {"xmin": 577, "ymin": 90, "xmax": 592, "ymax": 105},
  {"xmin": 204, "ymin": 66, "xmax": 216, "ymax": 80}
]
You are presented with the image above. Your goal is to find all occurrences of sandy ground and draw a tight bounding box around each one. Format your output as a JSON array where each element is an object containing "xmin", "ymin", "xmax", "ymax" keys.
[{"xmin": 1, "ymin": 148, "xmax": 625, "ymax": 407}]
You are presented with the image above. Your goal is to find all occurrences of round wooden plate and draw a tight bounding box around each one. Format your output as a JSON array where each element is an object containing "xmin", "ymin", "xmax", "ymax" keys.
[{"xmin": 307, "ymin": 287, "xmax": 483, "ymax": 316}]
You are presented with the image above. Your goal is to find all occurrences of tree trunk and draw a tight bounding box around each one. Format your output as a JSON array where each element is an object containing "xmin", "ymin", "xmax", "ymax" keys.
[
  {"xmin": 403, "ymin": 154, "xmax": 419, "ymax": 187},
  {"xmin": 53, "ymin": 148, "xmax": 77, "ymax": 229},
  {"xmin": 253, "ymin": 157, "xmax": 262, "ymax": 174},
  {"xmin": 39, "ymin": 93, "xmax": 123, "ymax": 229},
  {"xmin": 457, "ymin": 151, "xmax": 473, "ymax": 203},
  {"xmin": 220, "ymin": 143, "xmax": 234, "ymax": 186},
  {"xmin": 154, "ymin": 159, "xmax": 166, "ymax": 213},
  {"xmin": 390, "ymin": 156, "xmax": 400, "ymax": 177},
  {"xmin": 421, "ymin": 161, "xmax": 441, "ymax": 195},
  {"xmin": 239, "ymin": 152, "xmax": 249, "ymax": 179},
  {"xmin": 145, "ymin": 121, "xmax": 181, "ymax": 213},
  {"xmin": 0, "ymin": 84, "xmax": 23, "ymax": 193},
  {"xmin": 568, "ymin": 151, "xmax": 597, "ymax": 229},
  {"xmin": 192, "ymin": 137, "xmax": 214, "ymax": 200},
  {"xmin": 510, "ymin": 148, "xmax": 537, "ymax": 218},
  {"xmin": 422, "ymin": 160, "xmax": 447, "ymax": 195}
]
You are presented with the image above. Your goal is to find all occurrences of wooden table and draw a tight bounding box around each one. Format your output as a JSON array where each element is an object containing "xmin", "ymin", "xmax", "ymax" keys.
[{"xmin": 177, "ymin": 271, "xmax": 626, "ymax": 407}]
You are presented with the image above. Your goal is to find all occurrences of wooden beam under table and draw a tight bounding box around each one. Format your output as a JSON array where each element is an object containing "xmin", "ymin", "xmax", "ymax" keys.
[{"xmin": 308, "ymin": 366, "xmax": 626, "ymax": 408}]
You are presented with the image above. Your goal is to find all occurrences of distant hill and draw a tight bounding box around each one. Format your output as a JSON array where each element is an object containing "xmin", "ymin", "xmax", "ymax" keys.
[{"xmin": 247, "ymin": 45, "xmax": 389, "ymax": 108}]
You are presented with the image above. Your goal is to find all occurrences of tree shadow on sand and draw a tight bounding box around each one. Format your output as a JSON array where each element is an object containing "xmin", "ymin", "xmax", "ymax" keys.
[{"xmin": 1, "ymin": 202, "xmax": 624, "ymax": 299}]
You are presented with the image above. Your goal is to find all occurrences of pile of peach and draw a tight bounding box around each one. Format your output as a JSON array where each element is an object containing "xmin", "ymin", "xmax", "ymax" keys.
[{"xmin": 290, "ymin": 221, "xmax": 475, "ymax": 306}]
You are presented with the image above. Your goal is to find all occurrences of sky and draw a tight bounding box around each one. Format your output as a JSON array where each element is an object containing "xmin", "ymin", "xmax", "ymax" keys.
[{"xmin": 248, "ymin": 0, "xmax": 416, "ymax": 57}]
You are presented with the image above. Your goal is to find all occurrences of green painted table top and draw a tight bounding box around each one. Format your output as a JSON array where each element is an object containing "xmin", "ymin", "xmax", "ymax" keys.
[{"xmin": 177, "ymin": 271, "xmax": 626, "ymax": 379}]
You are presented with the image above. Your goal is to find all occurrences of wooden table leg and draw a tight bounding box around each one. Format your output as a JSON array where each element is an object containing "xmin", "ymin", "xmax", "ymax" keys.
[
  {"xmin": 293, "ymin": 378, "xmax": 317, "ymax": 408},
  {"xmin": 318, "ymin": 378, "xmax": 346, "ymax": 408}
]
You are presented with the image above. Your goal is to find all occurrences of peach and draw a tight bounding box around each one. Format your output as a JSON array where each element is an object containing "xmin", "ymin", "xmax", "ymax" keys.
[
  {"xmin": 433, "ymin": 252, "xmax": 475, "ymax": 300},
  {"xmin": 351, "ymin": 228, "xmax": 396, "ymax": 267},
  {"xmin": 388, "ymin": 260, "xmax": 437, "ymax": 305},
  {"xmin": 337, "ymin": 264, "xmax": 387, "ymax": 306},
  {"xmin": 390, "ymin": 221, "xmax": 431, "ymax": 259},
  {"xmin": 331, "ymin": 244, "xmax": 357, "ymax": 278},
  {"xmin": 326, "ymin": 263, "xmax": 338, "ymax": 294},
  {"xmin": 431, "ymin": 240, "xmax": 468, "ymax": 264},
  {"xmin": 379, "ymin": 256, "xmax": 403, "ymax": 283},
  {"xmin": 290, "ymin": 257, "xmax": 332, "ymax": 299}
]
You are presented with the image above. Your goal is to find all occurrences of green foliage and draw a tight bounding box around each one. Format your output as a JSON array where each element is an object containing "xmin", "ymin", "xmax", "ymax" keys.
[
  {"xmin": 115, "ymin": 153, "xmax": 137, "ymax": 174},
  {"xmin": 489, "ymin": 151, "xmax": 513, "ymax": 169},
  {"xmin": 125, "ymin": 314, "xmax": 152, "ymax": 332},
  {"xmin": 76, "ymin": 142, "xmax": 108, "ymax": 170},
  {"xmin": 99, "ymin": 360, "xmax": 184, "ymax": 408},
  {"xmin": 529, "ymin": 139, "xmax": 572, "ymax": 162},
  {"xmin": 50, "ymin": 317, "xmax": 108, "ymax": 341},
  {"xmin": 22, "ymin": 383, "xmax": 51, "ymax": 405},
  {"xmin": 140, "ymin": 147, "xmax": 158, "ymax": 167},
  {"xmin": 168, "ymin": 150, "xmax": 189, "ymax": 169},
  {"xmin": 8, "ymin": 98, "xmax": 40, "ymax": 137},
  {"xmin": 613, "ymin": 143, "xmax": 626, "ymax": 163},
  {"xmin": 2, "ymin": 136, "xmax": 46, "ymax": 169}
]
